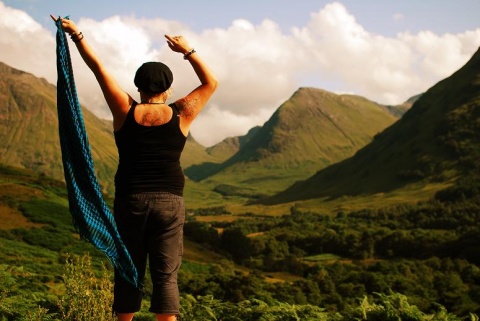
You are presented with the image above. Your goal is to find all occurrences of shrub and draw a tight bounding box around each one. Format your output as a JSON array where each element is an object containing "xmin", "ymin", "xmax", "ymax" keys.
[{"xmin": 57, "ymin": 254, "xmax": 115, "ymax": 321}]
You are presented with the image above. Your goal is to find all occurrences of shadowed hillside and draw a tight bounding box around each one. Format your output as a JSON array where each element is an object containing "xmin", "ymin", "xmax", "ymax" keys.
[
  {"xmin": 258, "ymin": 47, "xmax": 480, "ymax": 205},
  {"xmin": 0, "ymin": 62, "xmax": 224, "ymax": 196},
  {"xmin": 186, "ymin": 87, "xmax": 401, "ymax": 195}
]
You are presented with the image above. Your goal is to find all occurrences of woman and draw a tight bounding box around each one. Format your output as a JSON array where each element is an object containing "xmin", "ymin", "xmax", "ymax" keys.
[{"xmin": 52, "ymin": 15, "xmax": 218, "ymax": 321}]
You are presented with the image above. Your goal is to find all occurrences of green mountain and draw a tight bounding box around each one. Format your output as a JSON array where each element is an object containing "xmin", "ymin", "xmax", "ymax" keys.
[
  {"xmin": 181, "ymin": 134, "xmax": 222, "ymax": 169},
  {"xmin": 0, "ymin": 62, "xmax": 119, "ymax": 194},
  {"xmin": 182, "ymin": 126, "xmax": 261, "ymax": 173},
  {"xmin": 0, "ymin": 60, "xmax": 412, "ymax": 205},
  {"xmin": 258, "ymin": 47, "xmax": 480, "ymax": 205},
  {"xmin": 0, "ymin": 62, "xmax": 223, "ymax": 196},
  {"xmin": 186, "ymin": 87, "xmax": 401, "ymax": 195}
]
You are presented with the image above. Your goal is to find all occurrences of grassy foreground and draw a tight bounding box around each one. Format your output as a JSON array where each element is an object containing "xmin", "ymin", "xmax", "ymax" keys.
[{"xmin": 1, "ymin": 254, "xmax": 478, "ymax": 321}]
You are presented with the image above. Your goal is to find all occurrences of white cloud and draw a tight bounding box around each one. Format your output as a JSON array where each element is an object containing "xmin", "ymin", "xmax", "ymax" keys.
[
  {"xmin": 291, "ymin": 2, "xmax": 480, "ymax": 106},
  {"xmin": 398, "ymin": 30, "xmax": 480, "ymax": 79},
  {"xmin": 191, "ymin": 104, "xmax": 274, "ymax": 146},
  {"xmin": 0, "ymin": 2, "xmax": 56, "ymax": 82},
  {"xmin": 1, "ymin": 1, "xmax": 479, "ymax": 146}
]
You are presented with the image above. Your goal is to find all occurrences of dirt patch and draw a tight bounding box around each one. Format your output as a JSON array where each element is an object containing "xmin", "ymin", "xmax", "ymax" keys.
[
  {"xmin": 0, "ymin": 204, "xmax": 46, "ymax": 230},
  {"xmin": 0, "ymin": 183, "xmax": 45, "ymax": 200},
  {"xmin": 264, "ymin": 272, "xmax": 303, "ymax": 284},
  {"xmin": 247, "ymin": 232, "xmax": 265, "ymax": 238},
  {"xmin": 194, "ymin": 215, "xmax": 239, "ymax": 223},
  {"xmin": 0, "ymin": 182, "xmax": 47, "ymax": 229}
]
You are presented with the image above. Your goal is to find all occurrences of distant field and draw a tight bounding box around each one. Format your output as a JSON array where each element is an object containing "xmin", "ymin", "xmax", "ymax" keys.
[
  {"xmin": 183, "ymin": 180, "xmax": 453, "ymax": 220},
  {"xmin": 257, "ymin": 181, "xmax": 453, "ymax": 216},
  {"xmin": 193, "ymin": 215, "xmax": 240, "ymax": 223},
  {"xmin": 303, "ymin": 254, "xmax": 342, "ymax": 262}
]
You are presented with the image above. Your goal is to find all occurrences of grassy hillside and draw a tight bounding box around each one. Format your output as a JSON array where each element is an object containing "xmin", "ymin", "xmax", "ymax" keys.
[
  {"xmin": 204, "ymin": 126, "xmax": 262, "ymax": 162},
  {"xmin": 0, "ymin": 62, "xmax": 225, "ymax": 197},
  {"xmin": 2, "ymin": 162, "xmax": 480, "ymax": 319},
  {"xmin": 0, "ymin": 62, "xmax": 118, "ymax": 194},
  {"xmin": 187, "ymin": 87, "xmax": 400, "ymax": 196},
  {"xmin": 0, "ymin": 163, "xmax": 224, "ymax": 284},
  {"xmin": 180, "ymin": 134, "xmax": 222, "ymax": 169},
  {"xmin": 258, "ymin": 47, "xmax": 480, "ymax": 206},
  {"xmin": 0, "ymin": 63, "xmax": 63, "ymax": 180},
  {"xmin": 385, "ymin": 93, "xmax": 421, "ymax": 117},
  {"xmin": 0, "ymin": 61, "xmax": 413, "ymax": 209}
]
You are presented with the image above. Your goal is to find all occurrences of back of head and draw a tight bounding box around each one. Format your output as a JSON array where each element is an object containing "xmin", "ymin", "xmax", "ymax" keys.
[{"xmin": 134, "ymin": 62, "xmax": 173, "ymax": 94}]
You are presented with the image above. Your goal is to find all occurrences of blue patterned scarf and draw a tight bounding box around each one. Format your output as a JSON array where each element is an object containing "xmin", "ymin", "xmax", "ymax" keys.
[{"xmin": 54, "ymin": 18, "xmax": 139, "ymax": 288}]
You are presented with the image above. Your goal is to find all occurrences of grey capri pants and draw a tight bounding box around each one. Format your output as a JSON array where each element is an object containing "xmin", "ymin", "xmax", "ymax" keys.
[{"xmin": 112, "ymin": 191, "xmax": 185, "ymax": 315}]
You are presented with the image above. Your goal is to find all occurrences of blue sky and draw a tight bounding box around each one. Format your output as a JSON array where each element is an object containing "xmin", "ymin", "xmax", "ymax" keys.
[
  {"xmin": 1, "ymin": 1, "xmax": 479, "ymax": 145},
  {"xmin": 7, "ymin": 0, "xmax": 480, "ymax": 36}
]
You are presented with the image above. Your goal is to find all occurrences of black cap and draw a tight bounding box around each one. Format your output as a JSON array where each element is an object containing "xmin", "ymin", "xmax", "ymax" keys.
[{"xmin": 134, "ymin": 62, "xmax": 173, "ymax": 94}]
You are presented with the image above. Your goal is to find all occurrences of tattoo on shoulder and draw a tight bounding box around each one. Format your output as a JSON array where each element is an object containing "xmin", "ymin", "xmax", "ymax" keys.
[{"xmin": 178, "ymin": 97, "xmax": 198, "ymax": 117}]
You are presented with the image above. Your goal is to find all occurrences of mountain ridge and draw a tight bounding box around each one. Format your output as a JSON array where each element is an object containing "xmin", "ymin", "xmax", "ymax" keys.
[
  {"xmin": 186, "ymin": 87, "xmax": 402, "ymax": 195},
  {"xmin": 0, "ymin": 61, "xmax": 120, "ymax": 194},
  {"xmin": 257, "ymin": 46, "xmax": 480, "ymax": 205},
  {"xmin": 1, "ymin": 60, "xmax": 413, "ymax": 204},
  {"xmin": 0, "ymin": 62, "xmax": 223, "ymax": 195}
]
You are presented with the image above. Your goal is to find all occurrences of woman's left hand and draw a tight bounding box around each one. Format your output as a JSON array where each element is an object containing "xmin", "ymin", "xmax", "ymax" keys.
[{"xmin": 50, "ymin": 15, "xmax": 79, "ymax": 35}]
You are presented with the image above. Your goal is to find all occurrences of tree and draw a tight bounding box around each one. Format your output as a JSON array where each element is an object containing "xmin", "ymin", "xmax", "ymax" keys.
[{"xmin": 221, "ymin": 228, "xmax": 251, "ymax": 263}]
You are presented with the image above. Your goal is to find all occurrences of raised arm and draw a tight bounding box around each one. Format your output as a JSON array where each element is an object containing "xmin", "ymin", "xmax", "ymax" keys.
[
  {"xmin": 51, "ymin": 16, "xmax": 132, "ymax": 130},
  {"xmin": 165, "ymin": 35, "xmax": 218, "ymax": 129}
]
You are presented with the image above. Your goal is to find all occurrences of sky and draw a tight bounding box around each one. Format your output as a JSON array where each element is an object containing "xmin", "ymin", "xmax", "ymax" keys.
[{"xmin": 1, "ymin": 1, "xmax": 479, "ymax": 146}]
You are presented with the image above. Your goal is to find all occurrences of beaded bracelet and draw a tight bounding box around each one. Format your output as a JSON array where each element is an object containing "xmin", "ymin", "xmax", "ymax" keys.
[
  {"xmin": 183, "ymin": 48, "xmax": 196, "ymax": 60},
  {"xmin": 70, "ymin": 32, "xmax": 84, "ymax": 43}
]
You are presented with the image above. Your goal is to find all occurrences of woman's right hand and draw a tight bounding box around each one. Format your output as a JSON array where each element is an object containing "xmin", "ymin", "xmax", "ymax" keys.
[
  {"xmin": 50, "ymin": 15, "xmax": 80, "ymax": 35},
  {"xmin": 165, "ymin": 35, "xmax": 193, "ymax": 55}
]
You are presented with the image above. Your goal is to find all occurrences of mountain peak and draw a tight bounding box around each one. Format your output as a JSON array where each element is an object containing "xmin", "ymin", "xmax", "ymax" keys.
[
  {"xmin": 186, "ymin": 86, "xmax": 399, "ymax": 194},
  {"xmin": 258, "ymin": 46, "xmax": 480, "ymax": 204},
  {"xmin": 0, "ymin": 61, "xmax": 24, "ymax": 75}
]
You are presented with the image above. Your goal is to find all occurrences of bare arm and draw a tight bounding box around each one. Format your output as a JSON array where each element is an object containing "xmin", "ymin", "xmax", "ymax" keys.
[
  {"xmin": 165, "ymin": 35, "xmax": 218, "ymax": 128},
  {"xmin": 52, "ymin": 16, "xmax": 132, "ymax": 130}
]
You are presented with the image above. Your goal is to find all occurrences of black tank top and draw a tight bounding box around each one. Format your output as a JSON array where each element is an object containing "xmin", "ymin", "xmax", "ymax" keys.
[{"xmin": 114, "ymin": 102, "xmax": 187, "ymax": 196}]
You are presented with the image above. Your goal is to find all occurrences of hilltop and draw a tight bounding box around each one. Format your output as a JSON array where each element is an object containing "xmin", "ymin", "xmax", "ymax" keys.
[
  {"xmin": 258, "ymin": 47, "xmax": 480, "ymax": 205},
  {"xmin": 186, "ymin": 87, "xmax": 402, "ymax": 196},
  {"xmin": 0, "ymin": 62, "xmax": 224, "ymax": 195}
]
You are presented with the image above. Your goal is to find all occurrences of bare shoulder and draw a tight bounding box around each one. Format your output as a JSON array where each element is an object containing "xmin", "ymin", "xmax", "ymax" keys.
[
  {"xmin": 175, "ymin": 96, "xmax": 199, "ymax": 118},
  {"xmin": 112, "ymin": 95, "xmax": 135, "ymax": 131}
]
